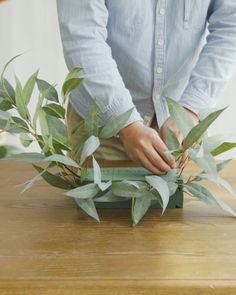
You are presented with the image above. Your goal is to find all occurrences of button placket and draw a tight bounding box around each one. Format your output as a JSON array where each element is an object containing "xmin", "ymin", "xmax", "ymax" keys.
[{"xmin": 152, "ymin": 0, "xmax": 167, "ymax": 128}]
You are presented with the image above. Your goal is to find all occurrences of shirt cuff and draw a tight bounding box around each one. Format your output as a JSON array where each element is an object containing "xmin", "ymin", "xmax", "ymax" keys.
[
  {"xmin": 178, "ymin": 84, "xmax": 217, "ymax": 114},
  {"xmin": 97, "ymin": 99, "xmax": 144, "ymax": 137}
]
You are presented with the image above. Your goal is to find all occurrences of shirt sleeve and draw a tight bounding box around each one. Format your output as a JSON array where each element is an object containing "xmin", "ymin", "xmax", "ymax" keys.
[
  {"xmin": 56, "ymin": 0, "xmax": 144, "ymax": 135},
  {"xmin": 178, "ymin": 0, "xmax": 236, "ymax": 116}
]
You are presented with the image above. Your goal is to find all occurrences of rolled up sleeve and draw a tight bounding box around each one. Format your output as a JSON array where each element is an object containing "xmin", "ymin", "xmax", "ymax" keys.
[
  {"xmin": 56, "ymin": 0, "xmax": 144, "ymax": 134},
  {"xmin": 178, "ymin": 0, "xmax": 236, "ymax": 114}
]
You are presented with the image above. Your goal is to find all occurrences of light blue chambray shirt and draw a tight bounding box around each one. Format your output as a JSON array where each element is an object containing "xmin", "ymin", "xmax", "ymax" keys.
[{"xmin": 56, "ymin": 0, "xmax": 236, "ymax": 135}]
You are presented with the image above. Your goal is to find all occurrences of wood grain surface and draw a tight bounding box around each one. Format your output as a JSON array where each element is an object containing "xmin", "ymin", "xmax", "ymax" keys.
[{"xmin": 1, "ymin": 160, "xmax": 236, "ymax": 294}]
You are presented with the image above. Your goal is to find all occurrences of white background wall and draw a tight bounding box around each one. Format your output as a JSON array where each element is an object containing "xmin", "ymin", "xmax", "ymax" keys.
[{"xmin": 0, "ymin": 0, "xmax": 236, "ymax": 159}]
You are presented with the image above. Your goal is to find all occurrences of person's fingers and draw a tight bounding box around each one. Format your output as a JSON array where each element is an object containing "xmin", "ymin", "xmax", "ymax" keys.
[
  {"xmin": 138, "ymin": 152, "xmax": 166, "ymax": 175},
  {"xmin": 143, "ymin": 145, "xmax": 171, "ymax": 172},
  {"xmin": 152, "ymin": 136, "xmax": 176, "ymax": 168}
]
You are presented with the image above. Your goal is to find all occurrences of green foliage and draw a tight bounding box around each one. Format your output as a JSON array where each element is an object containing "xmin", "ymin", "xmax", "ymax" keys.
[{"xmin": 1, "ymin": 56, "xmax": 236, "ymax": 226}]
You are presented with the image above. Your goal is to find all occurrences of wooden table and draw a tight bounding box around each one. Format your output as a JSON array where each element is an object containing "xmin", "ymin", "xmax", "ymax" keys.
[{"xmin": 1, "ymin": 160, "xmax": 236, "ymax": 294}]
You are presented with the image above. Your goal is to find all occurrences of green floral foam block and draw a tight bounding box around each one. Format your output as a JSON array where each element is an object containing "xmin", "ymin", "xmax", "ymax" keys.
[{"xmin": 80, "ymin": 167, "xmax": 184, "ymax": 209}]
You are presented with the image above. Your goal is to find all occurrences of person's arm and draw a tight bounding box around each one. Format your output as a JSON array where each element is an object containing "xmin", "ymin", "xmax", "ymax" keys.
[
  {"xmin": 56, "ymin": 0, "xmax": 144, "ymax": 134},
  {"xmin": 178, "ymin": 0, "xmax": 236, "ymax": 115}
]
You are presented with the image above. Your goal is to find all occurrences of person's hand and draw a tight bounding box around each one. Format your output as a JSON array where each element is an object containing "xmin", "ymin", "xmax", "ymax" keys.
[
  {"xmin": 159, "ymin": 107, "xmax": 199, "ymax": 170},
  {"xmin": 118, "ymin": 121, "xmax": 176, "ymax": 175}
]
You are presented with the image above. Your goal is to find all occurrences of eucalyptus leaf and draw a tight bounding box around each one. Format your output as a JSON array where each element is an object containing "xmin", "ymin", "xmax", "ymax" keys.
[
  {"xmin": 65, "ymin": 182, "xmax": 100, "ymax": 199},
  {"xmin": 79, "ymin": 135, "xmax": 100, "ymax": 166},
  {"xmin": 43, "ymin": 154, "xmax": 79, "ymax": 168},
  {"xmin": 74, "ymin": 198, "xmax": 100, "ymax": 222},
  {"xmin": 165, "ymin": 126, "xmax": 180, "ymax": 151},
  {"xmin": 0, "ymin": 110, "xmax": 10, "ymax": 120},
  {"xmin": 188, "ymin": 147, "xmax": 217, "ymax": 179},
  {"xmin": 1, "ymin": 78, "xmax": 16, "ymax": 103},
  {"xmin": 132, "ymin": 193, "xmax": 152, "ymax": 226},
  {"xmin": 99, "ymin": 107, "xmax": 135, "ymax": 138},
  {"xmin": 15, "ymin": 75, "xmax": 30, "ymax": 120},
  {"xmin": 111, "ymin": 181, "xmax": 140, "ymax": 198},
  {"xmin": 42, "ymin": 103, "xmax": 65, "ymax": 119},
  {"xmin": 185, "ymin": 183, "xmax": 236, "ymax": 218},
  {"xmin": 0, "ymin": 98, "xmax": 13, "ymax": 111},
  {"xmin": 22, "ymin": 69, "xmax": 39, "ymax": 105},
  {"xmin": 183, "ymin": 108, "xmax": 226, "ymax": 150},
  {"xmin": 166, "ymin": 97, "xmax": 194, "ymax": 137},
  {"xmin": 46, "ymin": 114, "xmax": 67, "ymax": 138},
  {"xmin": 36, "ymin": 78, "xmax": 58, "ymax": 102},
  {"xmin": 92, "ymin": 155, "xmax": 101, "ymax": 184},
  {"xmin": 19, "ymin": 132, "xmax": 33, "ymax": 147},
  {"xmin": 211, "ymin": 142, "xmax": 236, "ymax": 157},
  {"xmin": 193, "ymin": 173, "xmax": 235, "ymax": 196},
  {"xmin": 33, "ymin": 164, "xmax": 74, "ymax": 189},
  {"xmin": 202, "ymin": 134, "xmax": 234, "ymax": 154},
  {"xmin": 94, "ymin": 190, "xmax": 130, "ymax": 202},
  {"xmin": 84, "ymin": 101, "xmax": 99, "ymax": 136},
  {"xmin": 145, "ymin": 175, "xmax": 170, "ymax": 216},
  {"xmin": 62, "ymin": 67, "xmax": 83, "ymax": 101}
]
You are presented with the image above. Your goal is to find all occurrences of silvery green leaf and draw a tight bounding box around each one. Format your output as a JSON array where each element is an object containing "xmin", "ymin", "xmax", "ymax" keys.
[
  {"xmin": 198, "ymin": 108, "xmax": 217, "ymax": 121},
  {"xmin": 166, "ymin": 97, "xmax": 194, "ymax": 137},
  {"xmin": 145, "ymin": 175, "xmax": 170, "ymax": 216},
  {"xmin": 202, "ymin": 134, "xmax": 234, "ymax": 153},
  {"xmin": 20, "ymin": 171, "xmax": 44, "ymax": 195},
  {"xmin": 3, "ymin": 152, "xmax": 45, "ymax": 162},
  {"xmin": 0, "ymin": 98, "xmax": 13, "ymax": 111},
  {"xmin": 98, "ymin": 181, "xmax": 112, "ymax": 191},
  {"xmin": 23, "ymin": 69, "xmax": 38, "ymax": 105},
  {"xmin": 183, "ymin": 108, "xmax": 226, "ymax": 150},
  {"xmin": 188, "ymin": 147, "xmax": 217, "ymax": 179},
  {"xmin": 43, "ymin": 154, "xmax": 79, "ymax": 168},
  {"xmin": 132, "ymin": 192, "xmax": 152, "ymax": 226},
  {"xmin": 92, "ymin": 155, "xmax": 101, "ymax": 184},
  {"xmin": 65, "ymin": 183, "xmax": 100, "ymax": 199},
  {"xmin": 42, "ymin": 103, "xmax": 65, "ymax": 119},
  {"xmin": 1, "ymin": 53, "xmax": 23, "ymax": 83},
  {"xmin": 94, "ymin": 190, "xmax": 130, "ymax": 202},
  {"xmin": 53, "ymin": 136, "xmax": 72, "ymax": 151},
  {"xmin": 19, "ymin": 132, "xmax": 33, "ymax": 147},
  {"xmin": 195, "ymin": 173, "xmax": 235, "ymax": 196},
  {"xmin": 46, "ymin": 114, "xmax": 67, "ymax": 138},
  {"xmin": 168, "ymin": 182, "xmax": 178, "ymax": 196},
  {"xmin": 211, "ymin": 142, "xmax": 236, "ymax": 157},
  {"xmin": 111, "ymin": 181, "xmax": 139, "ymax": 197},
  {"xmin": 0, "ymin": 110, "xmax": 10, "ymax": 120},
  {"xmin": 38, "ymin": 109, "xmax": 49, "ymax": 139},
  {"xmin": 99, "ymin": 107, "xmax": 135, "ymax": 138},
  {"xmin": 165, "ymin": 126, "xmax": 180, "ymax": 151},
  {"xmin": 7, "ymin": 116, "xmax": 29, "ymax": 133},
  {"xmin": 161, "ymin": 168, "xmax": 179, "ymax": 183},
  {"xmin": 62, "ymin": 67, "xmax": 83, "ymax": 102},
  {"xmin": 36, "ymin": 78, "xmax": 58, "ymax": 102},
  {"xmin": 150, "ymin": 189, "xmax": 163, "ymax": 207},
  {"xmin": 33, "ymin": 164, "xmax": 74, "ymax": 189},
  {"xmin": 122, "ymin": 180, "xmax": 149, "ymax": 189},
  {"xmin": 74, "ymin": 198, "xmax": 100, "ymax": 222},
  {"xmin": 15, "ymin": 76, "xmax": 30, "ymax": 120},
  {"xmin": 185, "ymin": 183, "xmax": 236, "ymax": 218},
  {"xmin": 79, "ymin": 135, "xmax": 100, "ymax": 166},
  {"xmin": 84, "ymin": 101, "xmax": 99, "ymax": 136}
]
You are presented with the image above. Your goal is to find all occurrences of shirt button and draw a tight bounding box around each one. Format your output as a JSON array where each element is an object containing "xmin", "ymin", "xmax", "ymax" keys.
[
  {"xmin": 159, "ymin": 8, "xmax": 166, "ymax": 16},
  {"xmin": 157, "ymin": 39, "xmax": 164, "ymax": 47},
  {"xmin": 156, "ymin": 67, "xmax": 163, "ymax": 74}
]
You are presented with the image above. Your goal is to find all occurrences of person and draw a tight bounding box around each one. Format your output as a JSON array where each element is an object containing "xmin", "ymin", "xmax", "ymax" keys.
[{"xmin": 56, "ymin": 0, "xmax": 236, "ymax": 174}]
